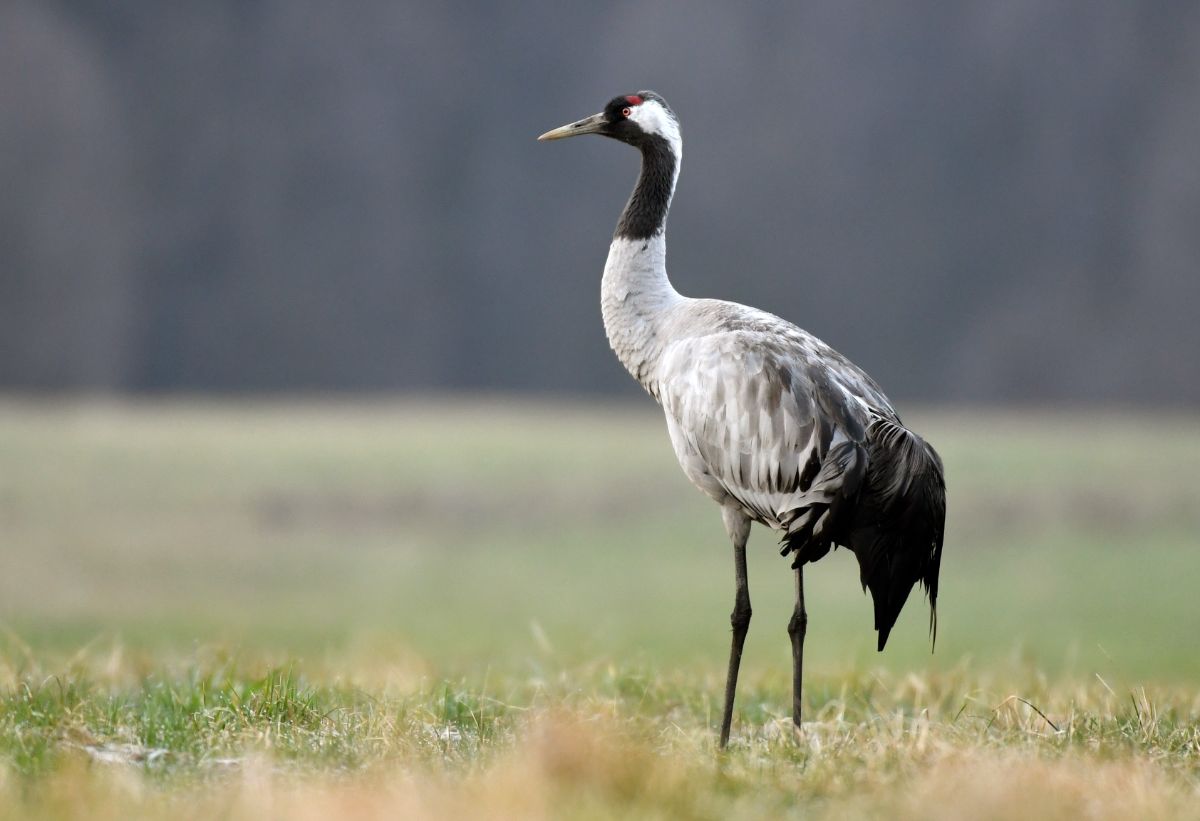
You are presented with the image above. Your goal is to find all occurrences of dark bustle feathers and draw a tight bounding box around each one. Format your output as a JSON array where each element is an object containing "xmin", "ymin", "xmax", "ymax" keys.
[{"xmin": 782, "ymin": 418, "xmax": 945, "ymax": 651}]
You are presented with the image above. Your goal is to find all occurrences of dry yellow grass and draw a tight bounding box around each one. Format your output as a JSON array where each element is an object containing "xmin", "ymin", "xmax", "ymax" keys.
[
  {"xmin": 2, "ymin": 646, "xmax": 1199, "ymax": 820},
  {"xmin": 3, "ymin": 704, "xmax": 1199, "ymax": 821}
]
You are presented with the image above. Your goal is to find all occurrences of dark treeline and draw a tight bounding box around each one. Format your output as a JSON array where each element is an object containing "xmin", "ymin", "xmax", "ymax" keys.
[{"xmin": 3, "ymin": 1, "xmax": 1198, "ymax": 402}]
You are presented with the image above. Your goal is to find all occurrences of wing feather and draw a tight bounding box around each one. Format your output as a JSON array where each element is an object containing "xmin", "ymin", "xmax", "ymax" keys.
[{"xmin": 658, "ymin": 329, "xmax": 876, "ymax": 527}]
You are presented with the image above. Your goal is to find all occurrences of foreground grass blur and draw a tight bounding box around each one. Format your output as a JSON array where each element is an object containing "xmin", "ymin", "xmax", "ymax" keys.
[
  {"xmin": 2, "ymin": 647, "xmax": 1199, "ymax": 820},
  {"xmin": 0, "ymin": 399, "xmax": 1198, "ymax": 818}
]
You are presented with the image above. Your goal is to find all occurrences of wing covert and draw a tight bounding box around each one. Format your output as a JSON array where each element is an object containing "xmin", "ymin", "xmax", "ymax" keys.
[{"xmin": 658, "ymin": 330, "xmax": 867, "ymax": 524}]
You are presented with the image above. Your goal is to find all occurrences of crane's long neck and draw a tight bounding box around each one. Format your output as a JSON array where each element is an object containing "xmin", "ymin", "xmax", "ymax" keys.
[{"xmin": 601, "ymin": 136, "xmax": 683, "ymax": 392}]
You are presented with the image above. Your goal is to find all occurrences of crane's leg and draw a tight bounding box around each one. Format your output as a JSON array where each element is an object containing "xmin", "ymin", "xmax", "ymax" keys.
[
  {"xmin": 719, "ymin": 508, "xmax": 751, "ymax": 749},
  {"xmin": 788, "ymin": 566, "xmax": 807, "ymax": 730}
]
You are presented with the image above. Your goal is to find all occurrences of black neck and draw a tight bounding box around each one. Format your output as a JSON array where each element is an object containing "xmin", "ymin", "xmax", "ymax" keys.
[{"xmin": 614, "ymin": 135, "xmax": 677, "ymax": 241}]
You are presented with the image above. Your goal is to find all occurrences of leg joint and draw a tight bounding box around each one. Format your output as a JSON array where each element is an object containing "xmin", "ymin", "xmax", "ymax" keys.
[
  {"xmin": 730, "ymin": 605, "xmax": 752, "ymax": 631},
  {"xmin": 787, "ymin": 609, "xmax": 808, "ymax": 636}
]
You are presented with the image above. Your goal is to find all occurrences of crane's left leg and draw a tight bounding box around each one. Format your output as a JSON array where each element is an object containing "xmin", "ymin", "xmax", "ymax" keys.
[
  {"xmin": 719, "ymin": 508, "xmax": 752, "ymax": 749},
  {"xmin": 788, "ymin": 566, "xmax": 807, "ymax": 730}
]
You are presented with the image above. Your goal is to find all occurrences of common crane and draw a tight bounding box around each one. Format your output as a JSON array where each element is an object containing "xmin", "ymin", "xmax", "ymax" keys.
[{"xmin": 539, "ymin": 91, "xmax": 946, "ymax": 748}]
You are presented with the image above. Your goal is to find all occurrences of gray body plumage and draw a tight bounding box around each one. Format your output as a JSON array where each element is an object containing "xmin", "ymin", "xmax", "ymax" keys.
[{"xmin": 604, "ymin": 243, "xmax": 890, "ymax": 524}]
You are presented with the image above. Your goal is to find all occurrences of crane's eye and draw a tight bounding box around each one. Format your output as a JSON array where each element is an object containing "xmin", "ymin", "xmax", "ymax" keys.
[{"xmin": 621, "ymin": 107, "xmax": 632, "ymax": 118}]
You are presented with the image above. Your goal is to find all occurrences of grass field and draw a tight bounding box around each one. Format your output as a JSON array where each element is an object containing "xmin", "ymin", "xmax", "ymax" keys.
[{"xmin": 1, "ymin": 399, "xmax": 1198, "ymax": 818}]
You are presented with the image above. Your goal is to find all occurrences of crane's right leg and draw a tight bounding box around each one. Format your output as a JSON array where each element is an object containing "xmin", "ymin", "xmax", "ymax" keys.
[
  {"xmin": 719, "ymin": 508, "xmax": 751, "ymax": 749},
  {"xmin": 788, "ymin": 566, "xmax": 807, "ymax": 731}
]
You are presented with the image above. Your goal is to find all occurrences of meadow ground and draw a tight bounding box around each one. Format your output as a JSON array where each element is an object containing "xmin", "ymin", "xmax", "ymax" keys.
[{"xmin": 0, "ymin": 399, "xmax": 1198, "ymax": 819}]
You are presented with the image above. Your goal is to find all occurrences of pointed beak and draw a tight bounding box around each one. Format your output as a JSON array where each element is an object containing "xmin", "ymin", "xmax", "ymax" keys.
[{"xmin": 537, "ymin": 112, "xmax": 607, "ymax": 141}]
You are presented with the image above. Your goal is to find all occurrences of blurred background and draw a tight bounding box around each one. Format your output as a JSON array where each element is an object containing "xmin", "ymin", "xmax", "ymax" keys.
[
  {"xmin": 3, "ymin": 0, "xmax": 1199, "ymax": 402},
  {"xmin": 1, "ymin": 2, "xmax": 1198, "ymax": 683}
]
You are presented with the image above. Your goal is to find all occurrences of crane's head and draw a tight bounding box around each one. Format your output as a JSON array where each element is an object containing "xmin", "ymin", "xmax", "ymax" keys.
[{"xmin": 537, "ymin": 91, "xmax": 680, "ymax": 156}]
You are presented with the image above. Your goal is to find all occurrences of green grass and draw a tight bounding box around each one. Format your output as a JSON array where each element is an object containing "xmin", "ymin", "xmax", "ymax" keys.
[{"xmin": 0, "ymin": 399, "xmax": 1198, "ymax": 818}]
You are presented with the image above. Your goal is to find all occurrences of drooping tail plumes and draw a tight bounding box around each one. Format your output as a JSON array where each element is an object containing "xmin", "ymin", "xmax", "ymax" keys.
[
  {"xmin": 781, "ymin": 418, "xmax": 945, "ymax": 651},
  {"xmin": 847, "ymin": 419, "xmax": 945, "ymax": 651}
]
